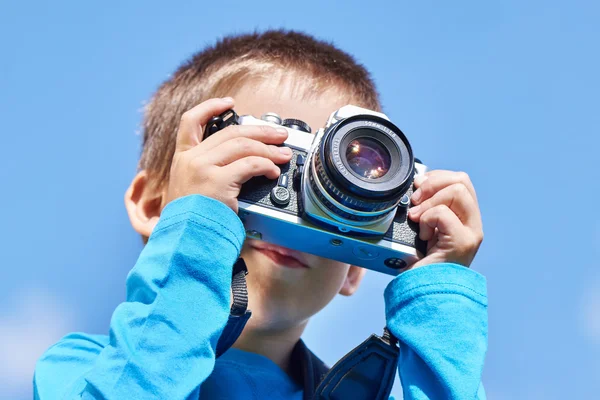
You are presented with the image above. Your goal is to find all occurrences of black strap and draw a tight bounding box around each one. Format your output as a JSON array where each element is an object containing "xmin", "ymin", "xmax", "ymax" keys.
[
  {"xmin": 215, "ymin": 258, "xmax": 252, "ymax": 358},
  {"xmin": 382, "ymin": 327, "xmax": 398, "ymax": 348},
  {"xmin": 313, "ymin": 328, "xmax": 399, "ymax": 400},
  {"xmin": 229, "ymin": 258, "xmax": 250, "ymax": 316},
  {"xmin": 289, "ymin": 340, "xmax": 330, "ymax": 400}
]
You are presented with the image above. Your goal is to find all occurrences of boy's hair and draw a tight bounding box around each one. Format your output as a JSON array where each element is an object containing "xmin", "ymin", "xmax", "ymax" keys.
[{"xmin": 139, "ymin": 29, "xmax": 381, "ymax": 189}]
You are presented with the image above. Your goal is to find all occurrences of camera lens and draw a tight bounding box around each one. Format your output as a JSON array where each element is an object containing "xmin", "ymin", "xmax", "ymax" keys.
[
  {"xmin": 345, "ymin": 137, "xmax": 391, "ymax": 179},
  {"xmin": 308, "ymin": 114, "xmax": 414, "ymax": 223}
]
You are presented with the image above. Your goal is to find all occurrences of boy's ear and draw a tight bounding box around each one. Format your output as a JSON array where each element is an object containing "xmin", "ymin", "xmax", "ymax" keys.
[
  {"xmin": 124, "ymin": 170, "xmax": 165, "ymax": 238},
  {"xmin": 339, "ymin": 265, "xmax": 367, "ymax": 296}
]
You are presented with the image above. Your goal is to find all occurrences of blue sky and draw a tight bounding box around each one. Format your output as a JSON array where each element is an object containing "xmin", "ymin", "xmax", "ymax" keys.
[{"xmin": 1, "ymin": 1, "xmax": 598, "ymax": 399}]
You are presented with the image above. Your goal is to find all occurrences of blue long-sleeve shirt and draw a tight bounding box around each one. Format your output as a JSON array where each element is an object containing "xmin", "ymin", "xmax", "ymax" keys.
[{"xmin": 34, "ymin": 194, "xmax": 487, "ymax": 399}]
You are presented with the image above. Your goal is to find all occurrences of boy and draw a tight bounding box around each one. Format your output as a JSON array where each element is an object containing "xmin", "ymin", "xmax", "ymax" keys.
[{"xmin": 34, "ymin": 30, "xmax": 486, "ymax": 399}]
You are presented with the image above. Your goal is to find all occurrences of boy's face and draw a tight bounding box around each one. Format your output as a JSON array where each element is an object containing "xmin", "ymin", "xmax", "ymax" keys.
[
  {"xmin": 231, "ymin": 78, "xmax": 366, "ymax": 331},
  {"xmin": 126, "ymin": 75, "xmax": 367, "ymax": 334}
]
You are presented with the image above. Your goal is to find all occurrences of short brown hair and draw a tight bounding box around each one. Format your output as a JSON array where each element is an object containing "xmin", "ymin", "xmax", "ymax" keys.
[{"xmin": 139, "ymin": 29, "xmax": 381, "ymax": 188}]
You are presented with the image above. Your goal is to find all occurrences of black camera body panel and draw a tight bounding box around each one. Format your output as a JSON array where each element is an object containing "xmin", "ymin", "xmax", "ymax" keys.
[{"xmin": 238, "ymin": 150, "xmax": 308, "ymax": 217}]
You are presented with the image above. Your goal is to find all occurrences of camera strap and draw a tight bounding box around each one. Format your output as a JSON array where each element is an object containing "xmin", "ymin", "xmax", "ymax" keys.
[
  {"xmin": 312, "ymin": 328, "xmax": 399, "ymax": 400},
  {"xmin": 215, "ymin": 258, "xmax": 399, "ymax": 399},
  {"xmin": 215, "ymin": 258, "xmax": 252, "ymax": 358}
]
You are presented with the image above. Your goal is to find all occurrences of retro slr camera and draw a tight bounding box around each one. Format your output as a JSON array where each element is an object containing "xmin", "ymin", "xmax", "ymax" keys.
[{"xmin": 205, "ymin": 105, "xmax": 427, "ymax": 275}]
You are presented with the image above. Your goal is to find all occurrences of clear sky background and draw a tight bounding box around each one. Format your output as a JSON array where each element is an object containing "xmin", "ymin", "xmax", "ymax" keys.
[{"xmin": 1, "ymin": 1, "xmax": 598, "ymax": 399}]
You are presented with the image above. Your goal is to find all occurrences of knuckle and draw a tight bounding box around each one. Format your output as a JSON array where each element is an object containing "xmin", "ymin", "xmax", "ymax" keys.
[
  {"xmin": 246, "ymin": 158, "xmax": 262, "ymax": 171},
  {"xmin": 417, "ymin": 198, "xmax": 430, "ymax": 211},
  {"xmin": 242, "ymin": 140, "xmax": 256, "ymax": 154},
  {"xmin": 436, "ymin": 204, "xmax": 451, "ymax": 214},
  {"xmin": 476, "ymin": 229, "xmax": 484, "ymax": 244},
  {"xmin": 179, "ymin": 111, "xmax": 191, "ymax": 124},
  {"xmin": 433, "ymin": 205, "xmax": 453, "ymax": 220},
  {"xmin": 466, "ymin": 230, "xmax": 483, "ymax": 248},
  {"xmin": 422, "ymin": 204, "xmax": 445, "ymax": 220},
  {"xmin": 466, "ymin": 234, "xmax": 480, "ymax": 250},
  {"xmin": 419, "ymin": 179, "xmax": 431, "ymax": 194},
  {"xmin": 267, "ymin": 145, "xmax": 280, "ymax": 157},
  {"xmin": 453, "ymin": 183, "xmax": 469, "ymax": 197},
  {"xmin": 457, "ymin": 171, "xmax": 471, "ymax": 184},
  {"xmin": 236, "ymin": 137, "xmax": 253, "ymax": 152}
]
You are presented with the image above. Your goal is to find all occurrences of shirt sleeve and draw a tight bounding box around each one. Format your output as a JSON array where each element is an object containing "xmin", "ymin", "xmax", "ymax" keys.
[
  {"xmin": 34, "ymin": 194, "xmax": 246, "ymax": 400},
  {"xmin": 384, "ymin": 263, "xmax": 488, "ymax": 400}
]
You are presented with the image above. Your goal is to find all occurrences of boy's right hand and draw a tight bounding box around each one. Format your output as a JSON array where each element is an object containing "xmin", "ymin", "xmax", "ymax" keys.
[{"xmin": 165, "ymin": 97, "xmax": 293, "ymax": 213}]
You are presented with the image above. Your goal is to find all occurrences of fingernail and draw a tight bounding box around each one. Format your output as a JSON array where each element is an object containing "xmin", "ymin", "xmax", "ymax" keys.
[
  {"xmin": 412, "ymin": 189, "xmax": 422, "ymax": 203},
  {"xmin": 221, "ymin": 97, "xmax": 234, "ymax": 104},
  {"xmin": 279, "ymin": 147, "xmax": 292, "ymax": 155},
  {"xmin": 276, "ymin": 127, "xmax": 288, "ymax": 135},
  {"xmin": 409, "ymin": 205, "xmax": 420, "ymax": 216}
]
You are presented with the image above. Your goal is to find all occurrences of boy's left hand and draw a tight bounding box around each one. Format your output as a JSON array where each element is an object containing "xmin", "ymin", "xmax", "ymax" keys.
[{"xmin": 407, "ymin": 170, "xmax": 483, "ymax": 269}]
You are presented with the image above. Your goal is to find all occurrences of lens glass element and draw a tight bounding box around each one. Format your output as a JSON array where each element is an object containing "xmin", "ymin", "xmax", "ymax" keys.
[{"xmin": 345, "ymin": 137, "xmax": 391, "ymax": 179}]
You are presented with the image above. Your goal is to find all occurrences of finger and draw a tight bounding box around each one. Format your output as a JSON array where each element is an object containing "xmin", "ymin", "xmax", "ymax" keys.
[
  {"xmin": 412, "ymin": 170, "xmax": 477, "ymax": 205},
  {"xmin": 200, "ymin": 124, "xmax": 288, "ymax": 152},
  {"xmin": 175, "ymin": 97, "xmax": 235, "ymax": 152},
  {"xmin": 208, "ymin": 137, "xmax": 293, "ymax": 166},
  {"xmin": 418, "ymin": 204, "xmax": 465, "ymax": 242},
  {"xmin": 409, "ymin": 183, "xmax": 481, "ymax": 230},
  {"xmin": 225, "ymin": 156, "xmax": 281, "ymax": 183},
  {"xmin": 415, "ymin": 170, "xmax": 477, "ymax": 201}
]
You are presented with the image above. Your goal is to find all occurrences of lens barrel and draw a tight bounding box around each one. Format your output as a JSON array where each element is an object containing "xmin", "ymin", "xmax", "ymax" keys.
[{"xmin": 310, "ymin": 115, "xmax": 414, "ymax": 222}]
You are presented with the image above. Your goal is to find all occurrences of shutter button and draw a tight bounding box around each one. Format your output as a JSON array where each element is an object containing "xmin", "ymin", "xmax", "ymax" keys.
[{"xmin": 270, "ymin": 186, "xmax": 290, "ymax": 207}]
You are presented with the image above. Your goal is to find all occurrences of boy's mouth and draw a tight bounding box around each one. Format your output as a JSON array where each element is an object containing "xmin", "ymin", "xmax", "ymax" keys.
[{"xmin": 248, "ymin": 241, "xmax": 310, "ymax": 269}]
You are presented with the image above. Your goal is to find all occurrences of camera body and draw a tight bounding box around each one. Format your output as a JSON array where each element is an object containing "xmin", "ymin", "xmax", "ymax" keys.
[{"xmin": 205, "ymin": 105, "xmax": 427, "ymax": 275}]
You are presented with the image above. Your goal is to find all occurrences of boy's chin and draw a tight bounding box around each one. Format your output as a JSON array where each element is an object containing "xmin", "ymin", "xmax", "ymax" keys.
[{"xmin": 239, "ymin": 244, "xmax": 346, "ymax": 326}]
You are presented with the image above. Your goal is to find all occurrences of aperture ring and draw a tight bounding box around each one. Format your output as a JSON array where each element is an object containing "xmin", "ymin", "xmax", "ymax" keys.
[{"xmin": 308, "ymin": 171, "xmax": 388, "ymax": 223}]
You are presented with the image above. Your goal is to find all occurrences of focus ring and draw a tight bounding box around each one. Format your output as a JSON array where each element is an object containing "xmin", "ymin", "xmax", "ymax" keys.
[{"xmin": 308, "ymin": 170, "xmax": 385, "ymax": 222}]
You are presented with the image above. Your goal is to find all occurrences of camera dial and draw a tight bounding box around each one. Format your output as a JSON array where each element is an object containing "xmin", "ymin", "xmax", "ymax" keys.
[
  {"xmin": 283, "ymin": 118, "xmax": 311, "ymax": 133},
  {"xmin": 261, "ymin": 112, "xmax": 282, "ymax": 125}
]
